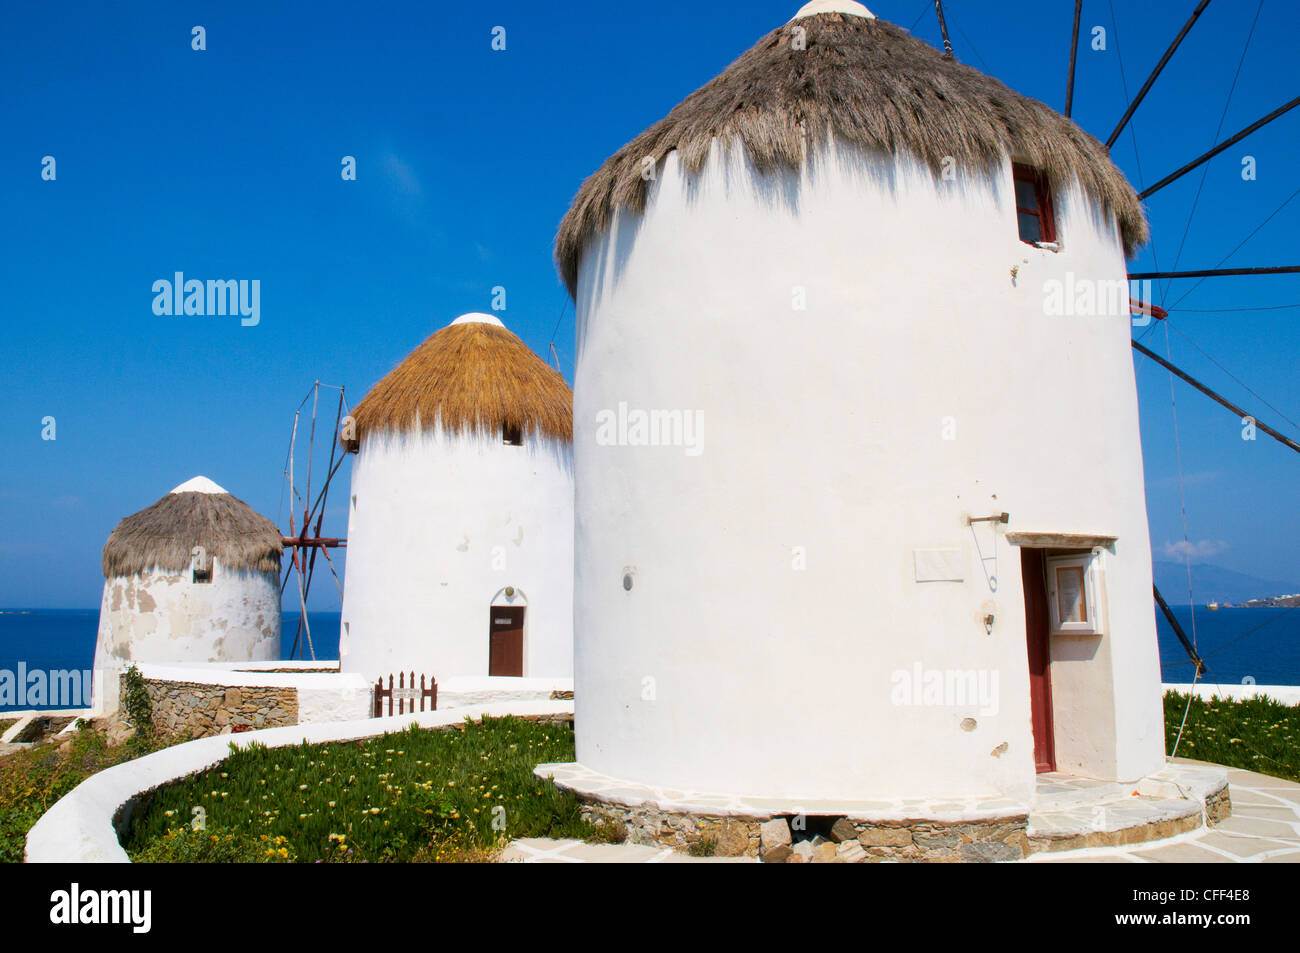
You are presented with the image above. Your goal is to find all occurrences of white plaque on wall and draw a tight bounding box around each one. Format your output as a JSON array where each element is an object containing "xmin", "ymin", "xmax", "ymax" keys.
[{"xmin": 913, "ymin": 549, "xmax": 964, "ymax": 583}]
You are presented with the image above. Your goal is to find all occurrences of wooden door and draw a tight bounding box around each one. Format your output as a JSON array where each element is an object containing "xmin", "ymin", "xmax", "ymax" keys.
[
  {"xmin": 488, "ymin": 606, "xmax": 525, "ymax": 677},
  {"xmin": 1020, "ymin": 549, "xmax": 1056, "ymax": 772}
]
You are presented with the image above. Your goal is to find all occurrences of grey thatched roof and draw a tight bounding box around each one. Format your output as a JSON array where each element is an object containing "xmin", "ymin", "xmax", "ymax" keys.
[
  {"xmin": 555, "ymin": 9, "xmax": 1148, "ymax": 294},
  {"xmin": 102, "ymin": 482, "xmax": 283, "ymax": 578}
]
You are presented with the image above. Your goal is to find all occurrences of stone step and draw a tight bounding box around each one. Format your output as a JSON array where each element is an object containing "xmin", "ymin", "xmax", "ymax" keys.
[
  {"xmin": 1027, "ymin": 793, "xmax": 1205, "ymax": 853},
  {"xmin": 1031, "ymin": 773, "xmax": 1137, "ymax": 812}
]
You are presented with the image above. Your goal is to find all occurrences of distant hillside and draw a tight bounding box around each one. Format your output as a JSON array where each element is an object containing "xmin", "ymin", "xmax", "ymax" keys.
[
  {"xmin": 1152, "ymin": 561, "xmax": 1299, "ymax": 605},
  {"xmin": 1236, "ymin": 594, "xmax": 1300, "ymax": 608}
]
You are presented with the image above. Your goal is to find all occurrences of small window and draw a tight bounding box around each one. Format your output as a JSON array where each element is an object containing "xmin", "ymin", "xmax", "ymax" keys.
[
  {"xmin": 1044, "ymin": 553, "xmax": 1100, "ymax": 635},
  {"xmin": 503, "ymin": 423, "xmax": 522, "ymax": 446},
  {"xmin": 1012, "ymin": 164, "xmax": 1057, "ymax": 246},
  {"xmin": 192, "ymin": 546, "xmax": 212, "ymax": 584}
]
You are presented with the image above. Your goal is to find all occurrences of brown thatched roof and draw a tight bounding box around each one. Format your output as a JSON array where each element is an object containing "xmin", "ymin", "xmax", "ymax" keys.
[
  {"xmin": 555, "ymin": 9, "xmax": 1148, "ymax": 294},
  {"xmin": 346, "ymin": 315, "xmax": 573, "ymax": 448},
  {"xmin": 102, "ymin": 479, "xmax": 282, "ymax": 578}
]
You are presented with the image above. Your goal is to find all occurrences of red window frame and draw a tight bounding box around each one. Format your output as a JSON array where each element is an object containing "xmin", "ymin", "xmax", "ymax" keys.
[{"xmin": 1012, "ymin": 163, "xmax": 1057, "ymax": 245}]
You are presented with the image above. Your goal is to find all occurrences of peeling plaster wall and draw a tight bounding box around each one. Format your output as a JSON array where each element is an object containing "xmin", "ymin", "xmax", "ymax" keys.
[
  {"xmin": 92, "ymin": 564, "xmax": 281, "ymax": 711},
  {"xmin": 570, "ymin": 140, "xmax": 1165, "ymax": 803},
  {"xmin": 340, "ymin": 426, "xmax": 574, "ymax": 683}
]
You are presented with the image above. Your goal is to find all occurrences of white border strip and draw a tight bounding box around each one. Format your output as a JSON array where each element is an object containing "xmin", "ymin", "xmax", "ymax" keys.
[
  {"xmin": 1163, "ymin": 683, "xmax": 1300, "ymax": 706},
  {"xmin": 133, "ymin": 661, "xmax": 364, "ymax": 692},
  {"xmin": 24, "ymin": 699, "xmax": 573, "ymax": 864}
]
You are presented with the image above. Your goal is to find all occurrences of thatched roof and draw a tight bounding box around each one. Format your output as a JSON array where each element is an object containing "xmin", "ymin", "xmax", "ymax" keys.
[
  {"xmin": 345, "ymin": 314, "xmax": 573, "ymax": 448},
  {"xmin": 102, "ymin": 477, "xmax": 283, "ymax": 578},
  {"xmin": 555, "ymin": 5, "xmax": 1148, "ymax": 295}
]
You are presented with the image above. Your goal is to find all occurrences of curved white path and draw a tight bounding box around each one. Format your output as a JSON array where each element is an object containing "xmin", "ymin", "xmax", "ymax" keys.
[{"xmin": 25, "ymin": 701, "xmax": 573, "ymax": 863}]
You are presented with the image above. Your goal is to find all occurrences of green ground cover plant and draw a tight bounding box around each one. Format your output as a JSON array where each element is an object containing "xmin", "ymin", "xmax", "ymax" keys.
[
  {"xmin": 127, "ymin": 715, "xmax": 592, "ymax": 862},
  {"xmin": 1165, "ymin": 691, "xmax": 1300, "ymax": 783},
  {"xmin": 0, "ymin": 724, "xmax": 173, "ymax": 862}
]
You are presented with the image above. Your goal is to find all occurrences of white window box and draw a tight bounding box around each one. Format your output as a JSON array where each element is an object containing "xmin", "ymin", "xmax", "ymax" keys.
[{"xmin": 1045, "ymin": 552, "xmax": 1102, "ymax": 635}]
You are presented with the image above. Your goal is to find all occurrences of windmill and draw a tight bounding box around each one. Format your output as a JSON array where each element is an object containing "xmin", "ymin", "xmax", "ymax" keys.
[
  {"xmin": 925, "ymin": 0, "xmax": 1299, "ymax": 692},
  {"xmin": 280, "ymin": 381, "xmax": 353, "ymax": 660}
]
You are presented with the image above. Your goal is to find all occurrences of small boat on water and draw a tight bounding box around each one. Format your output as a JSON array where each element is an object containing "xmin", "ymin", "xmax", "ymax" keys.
[{"xmin": 1207, "ymin": 601, "xmax": 1220, "ymax": 611}]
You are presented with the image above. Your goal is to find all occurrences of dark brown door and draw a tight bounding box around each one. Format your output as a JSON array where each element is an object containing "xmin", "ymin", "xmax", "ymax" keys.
[
  {"xmin": 488, "ymin": 606, "xmax": 525, "ymax": 677},
  {"xmin": 1020, "ymin": 549, "xmax": 1056, "ymax": 772}
]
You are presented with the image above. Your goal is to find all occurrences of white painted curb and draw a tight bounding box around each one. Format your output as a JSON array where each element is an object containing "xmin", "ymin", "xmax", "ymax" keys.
[
  {"xmin": 1163, "ymin": 683, "xmax": 1300, "ymax": 706},
  {"xmin": 24, "ymin": 700, "xmax": 574, "ymax": 864}
]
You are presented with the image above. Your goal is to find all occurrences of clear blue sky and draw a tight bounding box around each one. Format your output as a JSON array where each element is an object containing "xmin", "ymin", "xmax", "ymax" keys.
[{"xmin": 2, "ymin": 0, "xmax": 1296, "ymax": 610}]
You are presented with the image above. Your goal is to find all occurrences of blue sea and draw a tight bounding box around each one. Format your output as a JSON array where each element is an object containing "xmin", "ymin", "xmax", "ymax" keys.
[
  {"xmin": 0, "ymin": 610, "xmax": 342, "ymax": 712},
  {"xmin": 0, "ymin": 606, "xmax": 1295, "ymax": 711}
]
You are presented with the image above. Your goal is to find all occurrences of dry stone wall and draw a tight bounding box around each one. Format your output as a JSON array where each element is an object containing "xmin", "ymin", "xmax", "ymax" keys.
[
  {"xmin": 579, "ymin": 801, "xmax": 1028, "ymax": 862},
  {"xmin": 137, "ymin": 678, "xmax": 298, "ymax": 737},
  {"xmin": 577, "ymin": 782, "xmax": 1234, "ymax": 862}
]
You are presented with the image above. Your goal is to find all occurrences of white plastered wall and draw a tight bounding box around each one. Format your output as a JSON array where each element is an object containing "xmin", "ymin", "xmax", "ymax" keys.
[
  {"xmin": 569, "ymin": 137, "xmax": 1165, "ymax": 802},
  {"xmin": 340, "ymin": 425, "xmax": 574, "ymax": 683}
]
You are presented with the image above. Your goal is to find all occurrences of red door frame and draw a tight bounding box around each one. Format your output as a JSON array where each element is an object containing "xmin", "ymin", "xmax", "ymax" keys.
[{"xmin": 1020, "ymin": 549, "xmax": 1057, "ymax": 772}]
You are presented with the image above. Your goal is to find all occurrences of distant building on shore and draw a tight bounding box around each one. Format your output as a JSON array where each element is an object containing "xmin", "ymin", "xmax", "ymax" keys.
[{"xmin": 93, "ymin": 476, "xmax": 283, "ymax": 711}]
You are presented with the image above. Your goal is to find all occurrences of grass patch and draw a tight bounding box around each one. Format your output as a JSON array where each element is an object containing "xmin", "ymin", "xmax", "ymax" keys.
[
  {"xmin": 688, "ymin": 837, "xmax": 717, "ymax": 857},
  {"xmin": 0, "ymin": 725, "xmax": 174, "ymax": 863},
  {"xmin": 0, "ymin": 720, "xmax": 15, "ymax": 737},
  {"xmin": 131, "ymin": 829, "xmax": 298, "ymax": 863},
  {"xmin": 126, "ymin": 715, "xmax": 593, "ymax": 863},
  {"xmin": 1165, "ymin": 691, "xmax": 1300, "ymax": 784},
  {"xmin": 585, "ymin": 819, "xmax": 628, "ymax": 844}
]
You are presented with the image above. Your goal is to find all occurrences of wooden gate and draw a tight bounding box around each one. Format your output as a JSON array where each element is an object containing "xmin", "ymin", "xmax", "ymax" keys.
[{"xmin": 372, "ymin": 672, "xmax": 437, "ymax": 717}]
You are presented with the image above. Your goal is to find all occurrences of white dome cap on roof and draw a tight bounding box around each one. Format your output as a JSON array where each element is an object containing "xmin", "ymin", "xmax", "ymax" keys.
[
  {"xmin": 169, "ymin": 475, "xmax": 227, "ymax": 495},
  {"xmin": 791, "ymin": 0, "xmax": 875, "ymax": 20},
  {"xmin": 450, "ymin": 312, "xmax": 506, "ymax": 328}
]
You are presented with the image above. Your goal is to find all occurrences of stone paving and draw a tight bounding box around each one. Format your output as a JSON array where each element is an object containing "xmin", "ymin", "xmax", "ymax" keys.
[
  {"xmin": 1028, "ymin": 766, "xmax": 1300, "ymax": 864},
  {"xmin": 504, "ymin": 762, "xmax": 1300, "ymax": 863},
  {"xmin": 1027, "ymin": 762, "xmax": 1228, "ymax": 848}
]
